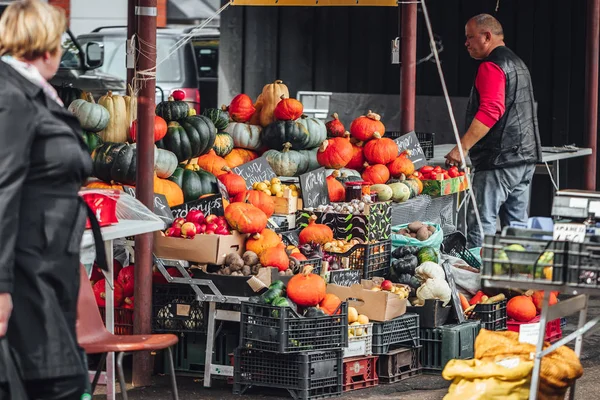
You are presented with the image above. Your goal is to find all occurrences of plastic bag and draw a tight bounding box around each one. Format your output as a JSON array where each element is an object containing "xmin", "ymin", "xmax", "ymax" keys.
[
  {"xmin": 440, "ymin": 254, "xmax": 481, "ymax": 296},
  {"xmin": 391, "ymin": 222, "xmax": 444, "ymax": 250},
  {"xmin": 442, "ymin": 358, "xmax": 532, "ymax": 400}
]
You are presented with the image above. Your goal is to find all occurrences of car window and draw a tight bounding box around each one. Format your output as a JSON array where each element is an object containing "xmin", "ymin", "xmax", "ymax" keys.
[
  {"xmin": 192, "ymin": 39, "xmax": 219, "ymax": 79},
  {"xmin": 60, "ymin": 32, "xmax": 82, "ymax": 69},
  {"xmin": 79, "ymin": 36, "xmax": 183, "ymax": 83}
]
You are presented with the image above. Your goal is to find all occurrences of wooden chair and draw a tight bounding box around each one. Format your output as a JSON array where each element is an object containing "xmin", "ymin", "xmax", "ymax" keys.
[{"xmin": 76, "ymin": 265, "xmax": 179, "ymax": 400}]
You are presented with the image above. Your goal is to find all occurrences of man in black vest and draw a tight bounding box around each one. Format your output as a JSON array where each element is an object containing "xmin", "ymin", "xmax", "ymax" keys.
[{"xmin": 445, "ymin": 14, "xmax": 542, "ymax": 248}]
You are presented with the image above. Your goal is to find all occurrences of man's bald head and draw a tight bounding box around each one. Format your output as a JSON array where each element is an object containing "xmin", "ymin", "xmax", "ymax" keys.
[
  {"xmin": 465, "ymin": 14, "xmax": 505, "ymax": 60},
  {"xmin": 469, "ymin": 14, "xmax": 504, "ymax": 38}
]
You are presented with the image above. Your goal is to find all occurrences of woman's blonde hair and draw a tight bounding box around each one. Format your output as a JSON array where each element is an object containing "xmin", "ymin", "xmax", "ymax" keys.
[{"xmin": 0, "ymin": 0, "xmax": 67, "ymax": 60}]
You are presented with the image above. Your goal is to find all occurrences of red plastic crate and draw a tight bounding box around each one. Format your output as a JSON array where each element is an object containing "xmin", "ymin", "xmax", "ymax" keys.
[
  {"xmin": 507, "ymin": 316, "xmax": 562, "ymax": 343},
  {"xmin": 343, "ymin": 355, "xmax": 379, "ymax": 392},
  {"xmin": 81, "ymin": 190, "xmax": 119, "ymax": 229},
  {"xmin": 99, "ymin": 307, "xmax": 134, "ymax": 335}
]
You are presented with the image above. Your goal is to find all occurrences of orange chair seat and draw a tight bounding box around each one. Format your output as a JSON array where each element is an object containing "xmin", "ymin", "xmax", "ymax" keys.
[{"xmin": 80, "ymin": 332, "xmax": 179, "ymax": 355}]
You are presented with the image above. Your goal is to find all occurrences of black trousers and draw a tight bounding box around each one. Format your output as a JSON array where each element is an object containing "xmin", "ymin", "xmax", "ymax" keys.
[{"xmin": 0, "ymin": 374, "xmax": 89, "ymax": 400}]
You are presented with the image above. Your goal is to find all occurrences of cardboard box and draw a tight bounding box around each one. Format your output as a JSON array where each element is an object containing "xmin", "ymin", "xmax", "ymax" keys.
[
  {"xmin": 422, "ymin": 176, "xmax": 469, "ymax": 198},
  {"xmin": 326, "ymin": 279, "xmax": 408, "ymax": 322},
  {"xmin": 153, "ymin": 231, "xmax": 246, "ymax": 265},
  {"xmin": 296, "ymin": 201, "xmax": 392, "ymax": 242},
  {"xmin": 272, "ymin": 188, "xmax": 299, "ymax": 215}
]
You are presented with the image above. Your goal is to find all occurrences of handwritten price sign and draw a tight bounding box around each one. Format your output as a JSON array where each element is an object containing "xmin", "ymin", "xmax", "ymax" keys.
[{"xmin": 553, "ymin": 223, "xmax": 586, "ymax": 243}]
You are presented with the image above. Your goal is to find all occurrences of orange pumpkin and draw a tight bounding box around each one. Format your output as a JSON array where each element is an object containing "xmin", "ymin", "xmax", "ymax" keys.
[
  {"xmin": 387, "ymin": 151, "xmax": 415, "ymax": 178},
  {"xmin": 191, "ymin": 149, "xmax": 228, "ymax": 177},
  {"xmin": 85, "ymin": 181, "xmax": 124, "ymax": 191},
  {"xmin": 408, "ymin": 177, "xmax": 423, "ymax": 195},
  {"xmin": 316, "ymin": 133, "xmax": 353, "ymax": 169},
  {"xmin": 345, "ymin": 142, "xmax": 365, "ymax": 171},
  {"xmin": 129, "ymin": 115, "xmax": 168, "ymax": 142},
  {"xmin": 227, "ymin": 94, "xmax": 256, "ymax": 123},
  {"xmin": 260, "ymin": 243, "xmax": 290, "ymax": 272},
  {"xmin": 325, "ymin": 112, "xmax": 346, "ymax": 137},
  {"xmin": 507, "ymin": 295, "xmax": 537, "ymax": 322},
  {"xmin": 530, "ymin": 291, "xmax": 558, "ymax": 313},
  {"xmin": 273, "ymin": 95, "xmax": 304, "ymax": 121},
  {"xmin": 289, "ymin": 252, "xmax": 307, "ymax": 261},
  {"xmin": 287, "ymin": 265, "xmax": 327, "ymax": 307},
  {"xmin": 326, "ymin": 172, "xmax": 346, "ymax": 202},
  {"xmin": 246, "ymin": 228, "xmax": 282, "ymax": 256},
  {"xmin": 224, "ymin": 202, "xmax": 268, "ymax": 234},
  {"xmin": 299, "ymin": 215, "xmax": 334, "ymax": 246},
  {"xmin": 224, "ymin": 148, "xmax": 259, "ymax": 168},
  {"xmin": 363, "ymin": 132, "xmax": 397, "ymax": 165},
  {"xmin": 233, "ymin": 190, "xmax": 275, "ymax": 218},
  {"xmin": 218, "ymin": 166, "xmax": 247, "ymax": 197},
  {"xmin": 350, "ymin": 110, "xmax": 385, "ymax": 142},
  {"xmin": 153, "ymin": 174, "xmax": 184, "ymax": 207},
  {"xmin": 319, "ymin": 293, "xmax": 342, "ymax": 315},
  {"xmin": 249, "ymin": 94, "xmax": 263, "ymax": 126},
  {"xmin": 361, "ymin": 163, "xmax": 390, "ymax": 185}
]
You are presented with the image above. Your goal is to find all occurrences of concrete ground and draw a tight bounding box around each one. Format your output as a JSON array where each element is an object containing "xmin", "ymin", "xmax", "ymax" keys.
[{"xmin": 93, "ymin": 295, "xmax": 600, "ymax": 399}]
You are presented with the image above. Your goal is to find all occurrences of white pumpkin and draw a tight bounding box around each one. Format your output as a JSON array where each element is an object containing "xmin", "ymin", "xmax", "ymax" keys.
[
  {"xmin": 225, "ymin": 122, "xmax": 262, "ymax": 150},
  {"xmin": 68, "ymin": 94, "xmax": 110, "ymax": 132}
]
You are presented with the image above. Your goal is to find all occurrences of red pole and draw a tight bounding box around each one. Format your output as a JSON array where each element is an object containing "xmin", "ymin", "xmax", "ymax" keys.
[
  {"xmin": 584, "ymin": 0, "xmax": 600, "ymax": 191},
  {"xmin": 132, "ymin": 0, "xmax": 156, "ymax": 388},
  {"xmin": 126, "ymin": 0, "xmax": 137, "ymax": 88},
  {"xmin": 400, "ymin": 1, "xmax": 417, "ymax": 133}
]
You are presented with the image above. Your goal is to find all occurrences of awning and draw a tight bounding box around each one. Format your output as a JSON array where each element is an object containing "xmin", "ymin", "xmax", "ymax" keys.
[
  {"xmin": 168, "ymin": 0, "xmax": 220, "ymax": 20},
  {"xmin": 230, "ymin": 0, "xmax": 397, "ymax": 6}
]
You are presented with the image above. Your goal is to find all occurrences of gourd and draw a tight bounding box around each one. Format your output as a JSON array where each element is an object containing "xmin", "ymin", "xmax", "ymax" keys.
[
  {"xmin": 85, "ymin": 181, "xmax": 123, "ymax": 191},
  {"xmin": 153, "ymin": 174, "xmax": 184, "ymax": 207},
  {"xmin": 224, "ymin": 122, "xmax": 262, "ymax": 150},
  {"xmin": 202, "ymin": 107, "xmax": 229, "ymax": 130},
  {"xmin": 224, "ymin": 201, "xmax": 268, "ymax": 234},
  {"xmin": 361, "ymin": 163, "xmax": 390, "ymax": 185},
  {"xmin": 286, "ymin": 266, "xmax": 326, "ymax": 307},
  {"xmin": 217, "ymin": 166, "xmax": 246, "ymax": 197},
  {"xmin": 264, "ymin": 143, "xmax": 309, "ymax": 177},
  {"xmin": 325, "ymin": 113, "xmax": 345, "ymax": 137},
  {"xmin": 129, "ymin": 115, "xmax": 168, "ymax": 143},
  {"xmin": 190, "ymin": 149, "xmax": 228, "ymax": 177},
  {"xmin": 212, "ymin": 131, "xmax": 234, "ymax": 157},
  {"xmin": 98, "ymin": 91, "xmax": 129, "ymax": 143},
  {"xmin": 156, "ymin": 96, "xmax": 189, "ymax": 122},
  {"xmin": 153, "ymin": 146, "xmax": 178, "ymax": 179},
  {"xmin": 370, "ymin": 184, "xmax": 393, "ymax": 201},
  {"xmin": 387, "ymin": 150, "xmax": 415, "ymax": 177},
  {"xmin": 156, "ymin": 116, "xmax": 217, "ymax": 163},
  {"xmin": 319, "ymin": 293, "xmax": 342, "ymax": 315},
  {"xmin": 68, "ymin": 93, "xmax": 110, "ymax": 132},
  {"xmin": 297, "ymin": 115, "xmax": 327, "ymax": 149},
  {"xmin": 259, "ymin": 244, "xmax": 289, "ymax": 272},
  {"xmin": 316, "ymin": 133, "xmax": 353, "ymax": 169},
  {"xmin": 507, "ymin": 295, "xmax": 537, "ymax": 322},
  {"xmin": 299, "ymin": 147, "xmax": 320, "ymax": 172},
  {"xmin": 168, "ymin": 166, "xmax": 218, "ymax": 203},
  {"xmin": 530, "ymin": 290, "xmax": 558, "ymax": 313},
  {"xmin": 224, "ymin": 148, "xmax": 259, "ymax": 168},
  {"xmin": 388, "ymin": 182, "xmax": 411, "ymax": 202},
  {"xmin": 82, "ymin": 132, "xmax": 103, "ymax": 154},
  {"xmin": 326, "ymin": 172, "xmax": 346, "ymax": 202},
  {"xmin": 299, "ymin": 215, "xmax": 334, "ymax": 246},
  {"xmin": 262, "ymin": 120, "xmax": 310, "ymax": 150},
  {"xmin": 363, "ymin": 132, "xmax": 398, "ymax": 165},
  {"xmin": 346, "ymin": 142, "xmax": 366, "ymax": 171},
  {"xmin": 416, "ymin": 278, "xmax": 451, "ymax": 306},
  {"xmin": 415, "ymin": 262, "xmax": 446, "ymax": 281},
  {"xmin": 350, "ymin": 110, "xmax": 386, "ymax": 142},
  {"xmin": 233, "ymin": 190, "xmax": 275, "ymax": 218},
  {"xmin": 124, "ymin": 84, "xmax": 137, "ymax": 129},
  {"xmin": 259, "ymin": 80, "xmax": 290, "ymax": 127},
  {"xmin": 348, "ymin": 306, "xmax": 359, "ymax": 323},
  {"xmin": 246, "ymin": 229, "xmax": 282, "ymax": 256},
  {"xmin": 273, "ymin": 95, "xmax": 304, "ymax": 121},
  {"xmin": 55, "ymin": 84, "xmax": 85, "ymax": 107},
  {"xmin": 92, "ymin": 143, "xmax": 137, "ymax": 185},
  {"xmin": 227, "ymin": 93, "xmax": 256, "ymax": 123}
]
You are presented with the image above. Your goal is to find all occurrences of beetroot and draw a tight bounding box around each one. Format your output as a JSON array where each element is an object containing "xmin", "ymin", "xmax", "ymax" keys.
[
  {"xmin": 117, "ymin": 265, "xmax": 135, "ymax": 298},
  {"xmin": 93, "ymin": 279, "xmax": 125, "ymax": 307}
]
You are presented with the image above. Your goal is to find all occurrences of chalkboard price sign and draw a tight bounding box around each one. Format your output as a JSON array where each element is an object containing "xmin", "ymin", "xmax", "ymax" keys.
[
  {"xmin": 217, "ymin": 180, "xmax": 230, "ymax": 201},
  {"xmin": 394, "ymin": 131, "xmax": 426, "ymax": 169},
  {"xmin": 170, "ymin": 194, "xmax": 224, "ymax": 220},
  {"xmin": 329, "ymin": 269, "xmax": 361, "ymax": 287},
  {"xmin": 233, "ymin": 157, "xmax": 277, "ymax": 189},
  {"xmin": 299, "ymin": 167, "xmax": 329, "ymax": 209},
  {"xmin": 442, "ymin": 259, "xmax": 466, "ymax": 323},
  {"xmin": 122, "ymin": 186, "xmax": 173, "ymax": 226}
]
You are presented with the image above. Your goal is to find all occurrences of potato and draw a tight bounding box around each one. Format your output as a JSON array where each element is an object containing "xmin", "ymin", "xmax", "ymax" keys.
[
  {"xmin": 416, "ymin": 226, "xmax": 430, "ymax": 241},
  {"xmin": 427, "ymin": 224, "xmax": 436, "ymax": 233},
  {"xmin": 408, "ymin": 221, "xmax": 424, "ymax": 233}
]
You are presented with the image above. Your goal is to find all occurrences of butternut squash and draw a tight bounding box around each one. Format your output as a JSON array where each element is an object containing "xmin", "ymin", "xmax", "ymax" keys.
[
  {"xmin": 258, "ymin": 80, "xmax": 290, "ymax": 127},
  {"xmin": 98, "ymin": 91, "xmax": 129, "ymax": 143}
]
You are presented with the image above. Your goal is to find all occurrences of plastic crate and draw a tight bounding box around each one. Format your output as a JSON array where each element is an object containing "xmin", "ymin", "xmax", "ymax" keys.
[
  {"xmin": 407, "ymin": 299, "xmax": 451, "ymax": 328},
  {"xmin": 371, "ymin": 313, "xmax": 420, "ymax": 355},
  {"xmin": 420, "ymin": 321, "xmax": 481, "ymax": 373},
  {"xmin": 99, "ymin": 307, "xmax": 133, "ymax": 335},
  {"xmin": 467, "ymin": 299, "xmax": 507, "ymax": 331},
  {"xmin": 343, "ymin": 355, "xmax": 379, "ymax": 392},
  {"xmin": 377, "ymin": 346, "xmax": 422, "ymax": 383},
  {"xmin": 345, "ymin": 323, "xmax": 372, "ymax": 358},
  {"xmin": 240, "ymin": 302, "xmax": 348, "ymax": 353},
  {"xmin": 325, "ymin": 240, "xmax": 391, "ymax": 280},
  {"xmin": 507, "ymin": 316, "xmax": 562, "ymax": 343},
  {"xmin": 233, "ymin": 348, "xmax": 343, "ymax": 400},
  {"xmin": 442, "ymin": 232, "xmax": 482, "ymax": 269},
  {"xmin": 152, "ymin": 284, "xmax": 206, "ymax": 334}
]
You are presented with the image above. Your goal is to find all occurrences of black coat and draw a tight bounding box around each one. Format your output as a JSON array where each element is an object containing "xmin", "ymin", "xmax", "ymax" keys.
[{"xmin": 0, "ymin": 61, "xmax": 92, "ymax": 381}]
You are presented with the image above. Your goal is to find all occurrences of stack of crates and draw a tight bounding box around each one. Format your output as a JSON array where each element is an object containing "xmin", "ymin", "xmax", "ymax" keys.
[
  {"xmin": 420, "ymin": 321, "xmax": 481, "ymax": 373},
  {"xmin": 234, "ymin": 301, "xmax": 348, "ymax": 399},
  {"xmin": 343, "ymin": 322, "xmax": 378, "ymax": 392}
]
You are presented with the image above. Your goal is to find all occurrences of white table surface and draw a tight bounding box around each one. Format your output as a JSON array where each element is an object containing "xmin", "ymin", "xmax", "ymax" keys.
[{"xmin": 81, "ymin": 219, "xmax": 165, "ymax": 248}]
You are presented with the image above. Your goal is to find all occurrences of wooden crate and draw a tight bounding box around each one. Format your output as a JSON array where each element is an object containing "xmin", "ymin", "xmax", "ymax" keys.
[{"xmin": 272, "ymin": 188, "xmax": 299, "ymax": 215}]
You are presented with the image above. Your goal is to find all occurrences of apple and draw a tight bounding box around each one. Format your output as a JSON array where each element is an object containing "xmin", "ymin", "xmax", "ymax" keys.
[
  {"xmin": 192, "ymin": 222, "xmax": 204, "ymax": 233},
  {"xmin": 186, "ymin": 209, "xmax": 205, "ymax": 224},
  {"xmin": 206, "ymin": 222, "xmax": 219, "ymax": 232},
  {"xmin": 172, "ymin": 217, "xmax": 186, "ymax": 227},
  {"xmin": 205, "ymin": 230, "xmax": 215, "ymax": 235},
  {"xmin": 215, "ymin": 226, "xmax": 229, "ymax": 235},
  {"xmin": 171, "ymin": 89, "xmax": 186, "ymax": 101},
  {"xmin": 196, "ymin": 224, "xmax": 207, "ymax": 234},
  {"xmin": 165, "ymin": 227, "xmax": 181, "ymax": 237},
  {"xmin": 181, "ymin": 222, "xmax": 197, "ymax": 238},
  {"xmin": 381, "ymin": 280, "xmax": 394, "ymax": 291},
  {"xmin": 216, "ymin": 216, "xmax": 228, "ymax": 226},
  {"xmin": 205, "ymin": 214, "xmax": 218, "ymax": 224}
]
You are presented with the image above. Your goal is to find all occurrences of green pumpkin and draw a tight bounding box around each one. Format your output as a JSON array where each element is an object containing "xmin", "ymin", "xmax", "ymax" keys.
[
  {"xmin": 212, "ymin": 131, "xmax": 234, "ymax": 157},
  {"xmin": 297, "ymin": 116, "xmax": 327, "ymax": 149},
  {"xmin": 299, "ymin": 147, "xmax": 320, "ymax": 172},
  {"xmin": 155, "ymin": 96, "xmax": 190, "ymax": 122},
  {"xmin": 262, "ymin": 120, "xmax": 311, "ymax": 151},
  {"xmin": 82, "ymin": 131, "xmax": 102, "ymax": 154},
  {"xmin": 68, "ymin": 98, "xmax": 110, "ymax": 133},
  {"xmin": 168, "ymin": 166, "xmax": 218, "ymax": 203},
  {"xmin": 156, "ymin": 116, "xmax": 216, "ymax": 163},
  {"xmin": 92, "ymin": 143, "xmax": 137, "ymax": 185},
  {"xmin": 264, "ymin": 144, "xmax": 309, "ymax": 177},
  {"xmin": 225, "ymin": 122, "xmax": 262, "ymax": 150},
  {"xmin": 202, "ymin": 108, "xmax": 229, "ymax": 130},
  {"xmin": 54, "ymin": 85, "xmax": 83, "ymax": 108}
]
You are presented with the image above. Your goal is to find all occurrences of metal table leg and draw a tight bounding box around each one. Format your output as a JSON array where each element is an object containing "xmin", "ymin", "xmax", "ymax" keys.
[
  {"xmin": 203, "ymin": 301, "xmax": 217, "ymax": 388},
  {"xmin": 102, "ymin": 239, "xmax": 116, "ymax": 400}
]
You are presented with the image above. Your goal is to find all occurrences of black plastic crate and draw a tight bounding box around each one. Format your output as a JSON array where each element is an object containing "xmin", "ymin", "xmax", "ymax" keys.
[
  {"xmin": 233, "ymin": 348, "xmax": 343, "ymax": 400},
  {"xmin": 240, "ymin": 302, "xmax": 348, "ymax": 353},
  {"xmin": 377, "ymin": 346, "xmax": 422, "ymax": 384},
  {"xmin": 420, "ymin": 321, "xmax": 480, "ymax": 373},
  {"xmin": 325, "ymin": 240, "xmax": 391, "ymax": 280},
  {"xmin": 371, "ymin": 313, "xmax": 420, "ymax": 355},
  {"xmin": 442, "ymin": 232, "xmax": 481, "ymax": 269},
  {"xmin": 467, "ymin": 299, "xmax": 507, "ymax": 331},
  {"xmin": 384, "ymin": 131, "xmax": 435, "ymax": 160},
  {"xmin": 406, "ymin": 299, "xmax": 451, "ymax": 328},
  {"xmin": 152, "ymin": 284, "xmax": 206, "ymax": 334}
]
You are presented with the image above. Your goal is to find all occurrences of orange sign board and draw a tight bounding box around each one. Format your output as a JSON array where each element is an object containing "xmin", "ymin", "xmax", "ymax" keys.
[{"xmin": 231, "ymin": 0, "xmax": 398, "ymax": 6}]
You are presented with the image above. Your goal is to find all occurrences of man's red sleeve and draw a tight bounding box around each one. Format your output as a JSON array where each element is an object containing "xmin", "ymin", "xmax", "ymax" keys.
[{"xmin": 474, "ymin": 61, "xmax": 506, "ymax": 128}]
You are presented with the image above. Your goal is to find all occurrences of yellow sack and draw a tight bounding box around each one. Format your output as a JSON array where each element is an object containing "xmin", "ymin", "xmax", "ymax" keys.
[{"xmin": 442, "ymin": 358, "xmax": 533, "ymax": 400}]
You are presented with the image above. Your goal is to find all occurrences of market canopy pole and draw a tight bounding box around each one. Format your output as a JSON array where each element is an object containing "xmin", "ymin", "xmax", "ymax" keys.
[
  {"xmin": 584, "ymin": 0, "xmax": 600, "ymax": 191},
  {"xmin": 399, "ymin": 0, "xmax": 417, "ymax": 133},
  {"xmin": 126, "ymin": 0, "xmax": 137, "ymax": 87},
  {"xmin": 132, "ymin": 0, "xmax": 157, "ymax": 388}
]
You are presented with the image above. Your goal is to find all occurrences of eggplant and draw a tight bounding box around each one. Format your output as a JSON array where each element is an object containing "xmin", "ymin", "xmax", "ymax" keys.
[{"xmin": 392, "ymin": 245, "xmax": 420, "ymax": 259}]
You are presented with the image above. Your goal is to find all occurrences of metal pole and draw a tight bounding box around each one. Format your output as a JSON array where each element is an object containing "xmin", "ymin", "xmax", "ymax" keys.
[
  {"xmin": 399, "ymin": 0, "xmax": 417, "ymax": 133},
  {"xmin": 132, "ymin": 0, "xmax": 157, "ymax": 388},
  {"xmin": 126, "ymin": 0, "xmax": 137, "ymax": 88},
  {"xmin": 584, "ymin": 0, "xmax": 600, "ymax": 191}
]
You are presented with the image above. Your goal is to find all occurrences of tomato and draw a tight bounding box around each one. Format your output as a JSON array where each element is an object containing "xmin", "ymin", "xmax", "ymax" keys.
[
  {"xmin": 459, "ymin": 171, "xmax": 465, "ymax": 176},
  {"xmin": 420, "ymin": 166, "xmax": 434, "ymax": 173},
  {"xmin": 433, "ymin": 166, "xmax": 443, "ymax": 173},
  {"xmin": 443, "ymin": 172, "xmax": 451, "ymax": 180},
  {"xmin": 448, "ymin": 166, "xmax": 460, "ymax": 178},
  {"xmin": 429, "ymin": 172, "xmax": 437, "ymax": 180}
]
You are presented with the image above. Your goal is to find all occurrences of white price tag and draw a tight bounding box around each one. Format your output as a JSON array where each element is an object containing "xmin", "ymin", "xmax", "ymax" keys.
[
  {"xmin": 518, "ymin": 322, "xmax": 541, "ymax": 345},
  {"xmin": 344, "ymin": 340, "xmax": 367, "ymax": 358},
  {"xmin": 553, "ymin": 223, "xmax": 586, "ymax": 243}
]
